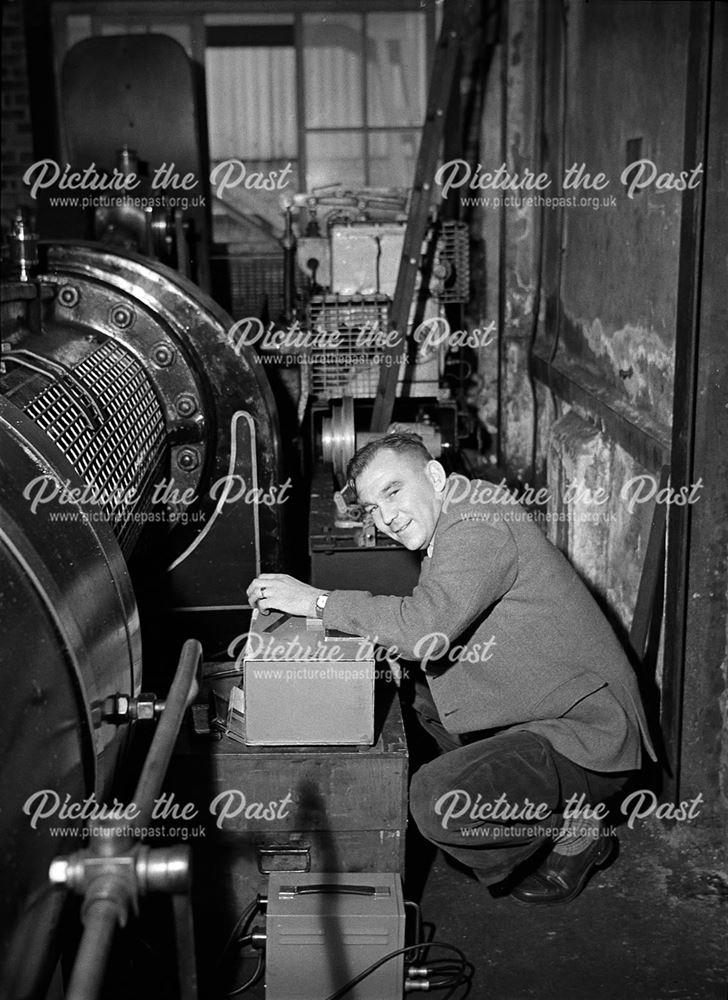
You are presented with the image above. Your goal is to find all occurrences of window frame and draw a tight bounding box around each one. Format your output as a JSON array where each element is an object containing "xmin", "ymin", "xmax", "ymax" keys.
[{"xmin": 52, "ymin": 0, "xmax": 435, "ymax": 190}]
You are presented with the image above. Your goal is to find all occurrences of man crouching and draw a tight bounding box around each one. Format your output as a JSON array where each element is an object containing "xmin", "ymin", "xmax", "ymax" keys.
[{"xmin": 247, "ymin": 433, "xmax": 656, "ymax": 903}]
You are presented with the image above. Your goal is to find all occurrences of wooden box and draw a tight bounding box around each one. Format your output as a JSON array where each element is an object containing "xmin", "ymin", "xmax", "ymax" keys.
[
  {"xmin": 165, "ymin": 687, "xmax": 408, "ymax": 939},
  {"xmin": 242, "ymin": 611, "xmax": 375, "ymax": 746}
]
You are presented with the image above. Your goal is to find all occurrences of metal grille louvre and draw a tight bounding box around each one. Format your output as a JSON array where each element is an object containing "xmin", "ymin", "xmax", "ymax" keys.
[
  {"xmin": 215, "ymin": 253, "xmax": 307, "ymax": 321},
  {"xmin": 0, "ymin": 366, "xmax": 52, "ymax": 407},
  {"xmin": 21, "ymin": 340, "xmax": 166, "ymax": 552},
  {"xmin": 432, "ymin": 220, "xmax": 470, "ymax": 304},
  {"xmin": 307, "ymin": 293, "xmax": 391, "ymax": 400}
]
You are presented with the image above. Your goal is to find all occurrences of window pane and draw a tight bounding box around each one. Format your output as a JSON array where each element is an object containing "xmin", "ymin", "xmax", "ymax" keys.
[
  {"xmin": 367, "ymin": 12, "xmax": 426, "ymax": 128},
  {"xmin": 368, "ymin": 130, "xmax": 419, "ymax": 188},
  {"xmin": 306, "ymin": 131, "xmax": 365, "ymax": 190},
  {"xmin": 303, "ymin": 14, "xmax": 363, "ymax": 128},
  {"xmin": 204, "ymin": 14, "xmax": 294, "ymax": 27},
  {"xmin": 65, "ymin": 15, "xmax": 93, "ymax": 52},
  {"xmin": 206, "ymin": 47, "xmax": 297, "ymax": 160},
  {"xmin": 206, "ymin": 43, "xmax": 298, "ymax": 247},
  {"xmin": 209, "ymin": 156, "xmax": 300, "ymax": 247}
]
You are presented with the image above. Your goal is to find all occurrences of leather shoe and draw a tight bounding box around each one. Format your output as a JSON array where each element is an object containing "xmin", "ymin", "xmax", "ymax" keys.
[{"xmin": 510, "ymin": 833, "xmax": 617, "ymax": 905}]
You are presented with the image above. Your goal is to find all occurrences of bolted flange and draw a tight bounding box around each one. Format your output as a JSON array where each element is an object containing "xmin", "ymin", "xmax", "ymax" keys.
[
  {"xmin": 109, "ymin": 303, "xmax": 135, "ymax": 329},
  {"xmin": 152, "ymin": 342, "xmax": 175, "ymax": 367},
  {"xmin": 177, "ymin": 447, "xmax": 200, "ymax": 472},
  {"xmin": 175, "ymin": 393, "xmax": 198, "ymax": 418},
  {"xmin": 58, "ymin": 284, "xmax": 80, "ymax": 308}
]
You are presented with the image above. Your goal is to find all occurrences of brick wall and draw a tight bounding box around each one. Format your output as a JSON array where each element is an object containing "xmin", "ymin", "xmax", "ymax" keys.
[{"xmin": 1, "ymin": 0, "xmax": 33, "ymax": 234}]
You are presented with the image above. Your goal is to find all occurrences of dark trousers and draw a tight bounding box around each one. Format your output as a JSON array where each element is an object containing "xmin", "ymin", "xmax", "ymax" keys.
[{"xmin": 408, "ymin": 682, "xmax": 630, "ymax": 884}]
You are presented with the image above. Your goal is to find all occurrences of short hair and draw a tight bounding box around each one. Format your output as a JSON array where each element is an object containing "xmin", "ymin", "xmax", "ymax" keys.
[{"xmin": 346, "ymin": 432, "xmax": 433, "ymax": 490}]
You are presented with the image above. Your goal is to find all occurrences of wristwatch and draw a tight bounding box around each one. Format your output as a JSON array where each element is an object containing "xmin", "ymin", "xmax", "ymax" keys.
[{"xmin": 315, "ymin": 591, "xmax": 330, "ymax": 619}]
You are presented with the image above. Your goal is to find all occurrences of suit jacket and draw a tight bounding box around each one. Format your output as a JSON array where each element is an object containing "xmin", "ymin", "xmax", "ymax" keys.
[{"xmin": 324, "ymin": 475, "xmax": 656, "ymax": 772}]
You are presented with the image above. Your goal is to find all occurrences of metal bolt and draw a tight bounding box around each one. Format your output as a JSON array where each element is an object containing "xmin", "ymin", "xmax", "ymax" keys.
[
  {"xmin": 152, "ymin": 342, "xmax": 175, "ymax": 367},
  {"xmin": 109, "ymin": 304, "xmax": 134, "ymax": 329},
  {"xmin": 58, "ymin": 285, "xmax": 80, "ymax": 308},
  {"xmin": 135, "ymin": 695, "xmax": 157, "ymax": 722},
  {"xmin": 102, "ymin": 693, "xmax": 131, "ymax": 720},
  {"xmin": 175, "ymin": 393, "xmax": 198, "ymax": 418},
  {"xmin": 49, "ymin": 859, "xmax": 69, "ymax": 885},
  {"xmin": 177, "ymin": 448, "xmax": 200, "ymax": 472}
]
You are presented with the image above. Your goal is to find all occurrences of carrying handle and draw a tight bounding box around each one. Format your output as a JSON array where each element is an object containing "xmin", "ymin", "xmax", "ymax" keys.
[{"xmin": 279, "ymin": 883, "xmax": 390, "ymax": 898}]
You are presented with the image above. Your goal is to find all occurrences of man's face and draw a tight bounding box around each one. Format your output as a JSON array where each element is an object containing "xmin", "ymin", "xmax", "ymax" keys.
[{"xmin": 355, "ymin": 449, "xmax": 446, "ymax": 551}]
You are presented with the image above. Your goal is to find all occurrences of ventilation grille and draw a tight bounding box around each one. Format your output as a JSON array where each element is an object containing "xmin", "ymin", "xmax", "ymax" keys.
[
  {"xmin": 13, "ymin": 340, "xmax": 166, "ymax": 554},
  {"xmin": 432, "ymin": 221, "xmax": 470, "ymax": 304},
  {"xmin": 217, "ymin": 253, "xmax": 307, "ymax": 321},
  {"xmin": 306, "ymin": 294, "xmax": 392, "ymax": 399}
]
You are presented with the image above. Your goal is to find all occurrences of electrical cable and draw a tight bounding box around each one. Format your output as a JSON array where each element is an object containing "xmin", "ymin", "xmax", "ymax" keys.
[
  {"xmin": 322, "ymin": 942, "xmax": 472, "ymax": 1000},
  {"xmin": 403, "ymin": 941, "xmax": 473, "ymax": 995},
  {"xmin": 440, "ymin": 980, "xmax": 471, "ymax": 1000},
  {"xmin": 406, "ymin": 958, "xmax": 471, "ymax": 992},
  {"xmin": 215, "ymin": 897, "xmax": 261, "ymax": 969},
  {"xmin": 225, "ymin": 952, "xmax": 264, "ymax": 997},
  {"xmin": 218, "ymin": 900, "xmax": 266, "ymax": 998}
]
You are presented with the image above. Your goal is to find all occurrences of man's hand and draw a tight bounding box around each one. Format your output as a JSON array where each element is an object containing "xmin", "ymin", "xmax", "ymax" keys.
[{"xmin": 247, "ymin": 573, "xmax": 323, "ymax": 618}]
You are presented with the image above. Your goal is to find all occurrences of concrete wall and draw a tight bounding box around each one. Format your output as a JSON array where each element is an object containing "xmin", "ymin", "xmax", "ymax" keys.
[
  {"xmin": 485, "ymin": 0, "xmax": 727, "ymax": 827},
  {"xmin": 555, "ymin": 1, "xmax": 686, "ymax": 432}
]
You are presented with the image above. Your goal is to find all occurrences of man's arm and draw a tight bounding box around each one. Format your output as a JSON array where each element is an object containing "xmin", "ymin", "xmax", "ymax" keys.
[{"xmin": 324, "ymin": 514, "xmax": 518, "ymax": 660}]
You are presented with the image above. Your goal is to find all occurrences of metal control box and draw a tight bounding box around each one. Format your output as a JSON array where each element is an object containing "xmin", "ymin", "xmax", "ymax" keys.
[
  {"xmin": 242, "ymin": 611, "xmax": 375, "ymax": 745},
  {"xmin": 265, "ymin": 871, "xmax": 405, "ymax": 1000}
]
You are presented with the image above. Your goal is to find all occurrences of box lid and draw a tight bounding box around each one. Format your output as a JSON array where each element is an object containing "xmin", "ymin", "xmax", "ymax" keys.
[{"xmin": 244, "ymin": 611, "xmax": 373, "ymax": 663}]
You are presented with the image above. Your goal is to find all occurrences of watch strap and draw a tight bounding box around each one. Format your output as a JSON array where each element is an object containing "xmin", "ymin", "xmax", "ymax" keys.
[{"xmin": 315, "ymin": 591, "xmax": 330, "ymax": 618}]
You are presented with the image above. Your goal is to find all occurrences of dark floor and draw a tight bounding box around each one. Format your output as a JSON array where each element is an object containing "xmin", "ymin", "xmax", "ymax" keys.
[
  {"xmin": 219, "ymin": 819, "xmax": 727, "ymax": 1000},
  {"xmin": 415, "ymin": 820, "xmax": 727, "ymax": 1000}
]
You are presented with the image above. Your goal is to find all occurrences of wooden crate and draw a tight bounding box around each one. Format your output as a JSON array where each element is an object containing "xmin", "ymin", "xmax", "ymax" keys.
[{"xmin": 165, "ymin": 686, "xmax": 408, "ymax": 938}]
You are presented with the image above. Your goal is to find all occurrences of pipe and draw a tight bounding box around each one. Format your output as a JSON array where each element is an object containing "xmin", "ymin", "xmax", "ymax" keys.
[
  {"xmin": 66, "ymin": 896, "xmax": 122, "ymax": 1000},
  {"xmin": 133, "ymin": 639, "xmax": 201, "ymax": 827},
  {"xmin": 61, "ymin": 640, "xmax": 201, "ymax": 1000}
]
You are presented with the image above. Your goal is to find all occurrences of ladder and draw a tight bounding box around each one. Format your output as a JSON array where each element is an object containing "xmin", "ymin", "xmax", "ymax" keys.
[{"xmin": 370, "ymin": 0, "xmax": 471, "ymax": 433}]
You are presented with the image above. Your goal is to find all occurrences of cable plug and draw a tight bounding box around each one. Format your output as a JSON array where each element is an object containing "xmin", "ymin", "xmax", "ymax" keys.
[{"xmin": 249, "ymin": 926, "xmax": 267, "ymax": 950}]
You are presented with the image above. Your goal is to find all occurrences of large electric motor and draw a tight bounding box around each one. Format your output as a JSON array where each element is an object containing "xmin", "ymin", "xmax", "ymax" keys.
[{"xmin": 0, "ymin": 230, "xmax": 285, "ymax": 998}]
